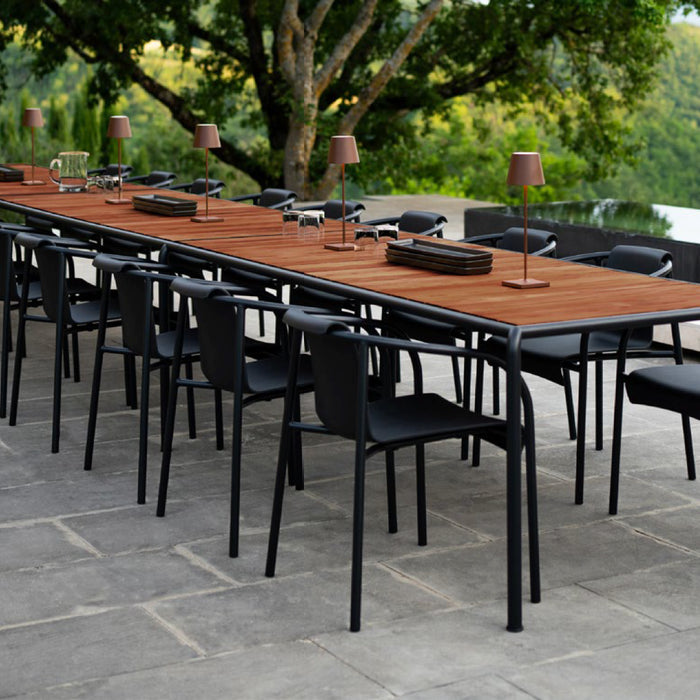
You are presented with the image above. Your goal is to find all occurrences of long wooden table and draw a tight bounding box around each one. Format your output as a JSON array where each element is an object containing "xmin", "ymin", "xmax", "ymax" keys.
[{"xmin": 3, "ymin": 172, "xmax": 700, "ymax": 632}]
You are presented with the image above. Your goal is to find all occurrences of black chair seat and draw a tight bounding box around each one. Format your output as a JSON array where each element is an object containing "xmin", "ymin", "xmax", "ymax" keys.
[
  {"xmin": 246, "ymin": 354, "xmax": 314, "ymax": 395},
  {"xmin": 367, "ymin": 393, "xmax": 504, "ymax": 444},
  {"xmin": 155, "ymin": 328, "xmax": 200, "ymax": 360},
  {"xmin": 68, "ymin": 298, "xmax": 120, "ymax": 325},
  {"xmin": 484, "ymin": 332, "xmax": 652, "ymax": 385},
  {"xmin": 626, "ymin": 365, "xmax": 700, "ymax": 420}
]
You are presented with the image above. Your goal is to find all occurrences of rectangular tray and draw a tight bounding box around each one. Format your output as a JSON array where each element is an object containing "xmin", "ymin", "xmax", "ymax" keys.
[
  {"xmin": 0, "ymin": 165, "xmax": 24, "ymax": 182},
  {"xmin": 132, "ymin": 193, "xmax": 197, "ymax": 216},
  {"xmin": 386, "ymin": 248, "xmax": 493, "ymax": 275},
  {"xmin": 387, "ymin": 238, "xmax": 493, "ymax": 265}
]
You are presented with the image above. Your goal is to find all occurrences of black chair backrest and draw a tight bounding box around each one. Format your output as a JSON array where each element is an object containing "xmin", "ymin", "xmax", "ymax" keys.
[
  {"xmin": 113, "ymin": 269, "xmax": 159, "ymax": 357},
  {"xmin": 500, "ymin": 227, "xmax": 557, "ymax": 254},
  {"xmin": 0, "ymin": 231, "xmax": 20, "ymax": 302},
  {"xmin": 323, "ymin": 199, "xmax": 365, "ymax": 221},
  {"xmin": 103, "ymin": 164, "xmax": 133, "ymax": 177},
  {"xmin": 606, "ymin": 245, "xmax": 672, "ymax": 276},
  {"xmin": 284, "ymin": 309, "xmax": 358, "ymax": 439},
  {"xmin": 32, "ymin": 244, "xmax": 71, "ymax": 323},
  {"xmin": 145, "ymin": 170, "xmax": 177, "ymax": 186},
  {"xmin": 259, "ymin": 188, "xmax": 297, "ymax": 209},
  {"xmin": 398, "ymin": 210, "xmax": 447, "ymax": 235},
  {"xmin": 190, "ymin": 178, "xmax": 225, "ymax": 196}
]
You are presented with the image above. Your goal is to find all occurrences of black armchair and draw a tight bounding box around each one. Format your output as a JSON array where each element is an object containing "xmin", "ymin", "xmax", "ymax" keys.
[
  {"xmin": 462, "ymin": 227, "xmax": 558, "ymax": 257},
  {"xmin": 364, "ymin": 210, "xmax": 447, "ymax": 238},
  {"xmin": 265, "ymin": 309, "xmax": 540, "ymax": 632},
  {"xmin": 124, "ymin": 170, "xmax": 177, "ymax": 188},
  {"xmin": 169, "ymin": 178, "xmax": 225, "ymax": 197},
  {"xmin": 479, "ymin": 244, "xmax": 676, "ymax": 504},
  {"xmin": 609, "ymin": 325, "xmax": 696, "ymax": 514},
  {"xmin": 228, "ymin": 188, "xmax": 297, "ymax": 210},
  {"xmin": 156, "ymin": 278, "xmax": 315, "ymax": 559},
  {"xmin": 298, "ymin": 199, "xmax": 365, "ymax": 222}
]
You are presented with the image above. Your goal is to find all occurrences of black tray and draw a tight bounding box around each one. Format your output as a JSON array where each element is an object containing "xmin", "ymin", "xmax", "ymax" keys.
[
  {"xmin": 132, "ymin": 193, "xmax": 197, "ymax": 216},
  {"xmin": 386, "ymin": 248, "xmax": 493, "ymax": 275},
  {"xmin": 0, "ymin": 165, "xmax": 24, "ymax": 182},
  {"xmin": 387, "ymin": 238, "xmax": 493, "ymax": 265}
]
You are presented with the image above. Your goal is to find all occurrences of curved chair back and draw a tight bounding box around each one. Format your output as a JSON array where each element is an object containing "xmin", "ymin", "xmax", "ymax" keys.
[
  {"xmin": 145, "ymin": 170, "xmax": 177, "ymax": 187},
  {"xmin": 606, "ymin": 245, "xmax": 673, "ymax": 277},
  {"xmin": 398, "ymin": 211, "xmax": 447, "ymax": 237},
  {"xmin": 189, "ymin": 178, "xmax": 225, "ymax": 197},
  {"xmin": 322, "ymin": 199, "xmax": 365, "ymax": 222},
  {"xmin": 259, "ymin": 188, "xmax": 297, "ymax": 210},
  {"xmin": 499, "ymin": 227, "xmax": 558, "ymax": 256}
]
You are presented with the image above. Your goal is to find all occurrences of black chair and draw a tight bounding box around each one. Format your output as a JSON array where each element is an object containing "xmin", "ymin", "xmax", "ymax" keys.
[
  {"xmin": 169, "ymin": 178, "xmax": 225, "ymax": 197},
  {"xmin": 83, "ymin": 256, "xmax": 221, "ymax": 504},
  {"xmin": 88, "ymin": 163, "xmax": 133, "ymax": 177},
  {"xmin": 479, "ymin": 244, "xmax": 675, "ymax": 504},
  {"xmin": 265, "ymin": 309, "xmax": 540, "ymax": 632},
  {"xmin": 228, "ymin": 188, "xmax": 297, "ymax": 210},
  {"xmin": 156, "ymin": 278, "xmax": 315, "ymax": 558},
  {"xmin": 124, "ymin": 170, "xmax": 177, "ymax": 188},
  {"xmin": 298, "ymin": 199, "xmax": 365, "ymax": 222},
  {"xmin": 364, "ymin": 210, "xmax": 447, "ymax": 238},
  {"xmin": 9, "ymin": 235, "xmax": 122, "ymax": 452},
  {"xmin": 608, "ymin": 324, "xmax": 695, "ymax": 514},
  {"xmin": 461, "ymin": 227, "xmax": 558, "ymax": 256}
]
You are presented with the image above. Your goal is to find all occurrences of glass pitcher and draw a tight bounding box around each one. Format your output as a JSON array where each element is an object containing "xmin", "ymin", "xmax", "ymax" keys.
[{"xmin": 48, "ymin": 151, "xmax": 89, "ymax": 192}]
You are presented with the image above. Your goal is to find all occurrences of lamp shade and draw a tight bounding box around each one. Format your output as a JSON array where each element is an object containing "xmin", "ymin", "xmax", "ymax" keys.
[
  {"xmin": 193, "ymin": 123, "xmax": 221, "ymax": 149},
  {"xmin": 106, "ymin": 115, "xmax": 132, "ymax": 139},
  {"xmin": 328, "ymin": 135, "xmax": 359, "ymax": 165},
  {"xmin": 22, "ymin": 108, "xmax": 44, "ymax": 128},
  {"xmin": 506, "ymin": 152, "xmax": 545, "ymax": 186}
]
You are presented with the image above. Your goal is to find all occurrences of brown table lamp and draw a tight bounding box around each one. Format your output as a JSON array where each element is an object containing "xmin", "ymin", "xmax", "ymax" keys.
[
  {"xmin": 105, "ymin": 115, "xmax": 132, "ymax": 204},
  {"xmin": 21, "ymin": 108, "xmax": 44, "ymax": 186},
  {"xmin": 191, "ymin": 123, "xmax": 223, "ymax": 223},
  {"xmin": 502, "ymin": 151, "xmax": 549, "ymax": 289},
  {"xmin": 324, "ymin": 135, "xmax": 360, "ymax": 251}
]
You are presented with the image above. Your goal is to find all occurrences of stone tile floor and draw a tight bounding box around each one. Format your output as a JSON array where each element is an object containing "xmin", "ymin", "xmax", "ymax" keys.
[{"xmin": 2, "ymin": 278, "xmax": 700, "ymax": 697}]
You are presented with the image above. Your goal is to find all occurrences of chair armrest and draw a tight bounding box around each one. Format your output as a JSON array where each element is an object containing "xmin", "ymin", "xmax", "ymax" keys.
[
  {"xmin": 460, "ymin": 233, "xmax": 504, "ymax": 246},
  {"xmin": 228, "ymin": 193, "xmax": 261, "ymax": 205},
  {"xmin": 363, "ymin": 216, "xmax": 400, "ymax": 227},
  {"xmin": 532, "ymin": 240, "xmax": 557, "ymax": 257},
  {"xmin": 650, "ymin": 259, "xmax": 673, "ymax": 278},
  {"xmin": 561, "ymin": 251, "xmax": 610, "ymax": 266}
]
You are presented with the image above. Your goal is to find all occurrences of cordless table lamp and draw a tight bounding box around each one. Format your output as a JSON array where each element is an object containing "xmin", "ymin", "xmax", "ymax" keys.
[
  {"xmin": 502, "ymin": 151, "xmax": 548, "ymax": 289},
  {"xmin": 21, "ymin": 108, "xmax": 44, "ymax": 186},
  {"xmin": 324, "ymin": 135, "xmax": 360, "ymax": 251},
  {"xmin": 105, "ymin": 115, "xmax": 132, "ymax": 204},
  {"xmin": 191, "ymin": 123, "xmax": 223, "ymax": 223}
]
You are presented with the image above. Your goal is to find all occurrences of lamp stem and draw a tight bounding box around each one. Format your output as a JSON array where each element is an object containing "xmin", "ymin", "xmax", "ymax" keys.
[
  {"xmin": 117, "ymin": 138, "xmax": 122, "ymax": 200},
  {"xmin": 30, "ymin": 127, "xmax": 36, "ymax": 183},
  {"xmin": 341, "ymin": 163, "xmax": 346, "ymax": 245},
  {"xmin": 523, "ymin": 184, "xmax": 529, "ymax": 281},
  {"xmin": 204, "ymin": 147, "xmax": 210, "ymax": 220}
]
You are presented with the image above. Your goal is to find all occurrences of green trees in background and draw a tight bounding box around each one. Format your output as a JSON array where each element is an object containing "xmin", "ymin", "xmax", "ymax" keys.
[{"xmin": 1, "ymin": 1, "xmax": 698, "ymax": 201}]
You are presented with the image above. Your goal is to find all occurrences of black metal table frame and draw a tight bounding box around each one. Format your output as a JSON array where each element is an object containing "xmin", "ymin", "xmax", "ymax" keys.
[{"xmin": 3, "ymin": 199, "xmax": 700, "ymax": 633}]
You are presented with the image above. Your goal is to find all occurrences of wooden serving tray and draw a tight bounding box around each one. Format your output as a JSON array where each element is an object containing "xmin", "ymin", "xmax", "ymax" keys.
[
  {"xmin": 132, "ymin": 193, "xmax": 197, "ymax": 216},
  {"xmin": 386, "ymin": 238, "xmax": 493, "ymax": 274}
]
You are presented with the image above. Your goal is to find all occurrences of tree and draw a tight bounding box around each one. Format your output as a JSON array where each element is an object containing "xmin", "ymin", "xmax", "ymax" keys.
[{"xmin": 1, "ymin": 1, "xmax": 698, "ymax": 198}]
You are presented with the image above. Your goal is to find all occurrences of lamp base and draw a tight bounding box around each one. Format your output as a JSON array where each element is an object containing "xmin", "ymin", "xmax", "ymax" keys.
[
  {"xmin": 21, "ymin": 180, "xmax": 44, "ymax": 186},
  {"xmin": 105, "ymin": 197, "xmax": 131, "ymax": 205},
  {"xmin": 502, "ymin": 278, "xmax": 550, "ymax": 289},
  {"xmin": 191, "ymin": 215, "xmax": 224, "ymax": 223},
  {"xmin": 324, "ymin": 242, "xmax": 357, "ymax": 251}
]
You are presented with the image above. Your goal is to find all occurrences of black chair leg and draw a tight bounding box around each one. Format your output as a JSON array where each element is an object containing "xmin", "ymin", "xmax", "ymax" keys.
[
  {"xmin": 523, "ymin": 391, "xmax": 541, "ymax": 604},
  {"xmin": 350, "ymin": 441, "xmax": 367, "ymax": 633},
  {"xmin": 574, "ymin": 336, "xmax": 590, "ymax": 505},
  {"xmin": 137, "ymin": 355, "xmax": 151, "ymax": 504},
  {"xmin": 84, "ymin": 346, "xmax": 105, "ymax": 471},
  {"xmin": 451, "ymin": 355, "xmax": 462, "ymax": 404},
  {"xmin": 595, "ymin": 359, "xmax": 603, "ymax": 451},
  {"xmin": 416, "ymin": 443, "xmax": 427, "ymax": 546},
  {"xmin": 185, "ymin": 359, "xmax": 196, "ymax": 439},
  {"xmin": 71, "ymin": 329, "xmax": 80, "ymax": 383},
  {"xmin": 563, "ymin": 369, "xmax": 577, "ymax": 440},
  {"xmin": 229, "ymin": 390, "xmax": 244, "ymax": 558},
  {"xmin": 681, "ymin": 414, "xmax": 696, "ymax": 481},
  {"xmin": 215, "ymin": 388, "xmax": 224, "ymax": 451},
  {"xmin": 51, "ymin": 320, "xmax": 65, "ymax": 454},
  {"xmin": 385, "ymin": 449, "xmax": 397, "ymax": 534}
]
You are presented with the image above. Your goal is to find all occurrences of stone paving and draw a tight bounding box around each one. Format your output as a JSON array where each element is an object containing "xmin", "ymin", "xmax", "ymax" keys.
[{"xmin": 2, "ymin": 201, "xmax": 700, "ymax": 698}]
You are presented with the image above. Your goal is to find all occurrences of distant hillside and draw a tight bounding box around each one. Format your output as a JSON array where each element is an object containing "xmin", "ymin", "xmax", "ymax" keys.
[{"xmin": 576, "ymin": 23, "xmax": 700, "ymax": 207}]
